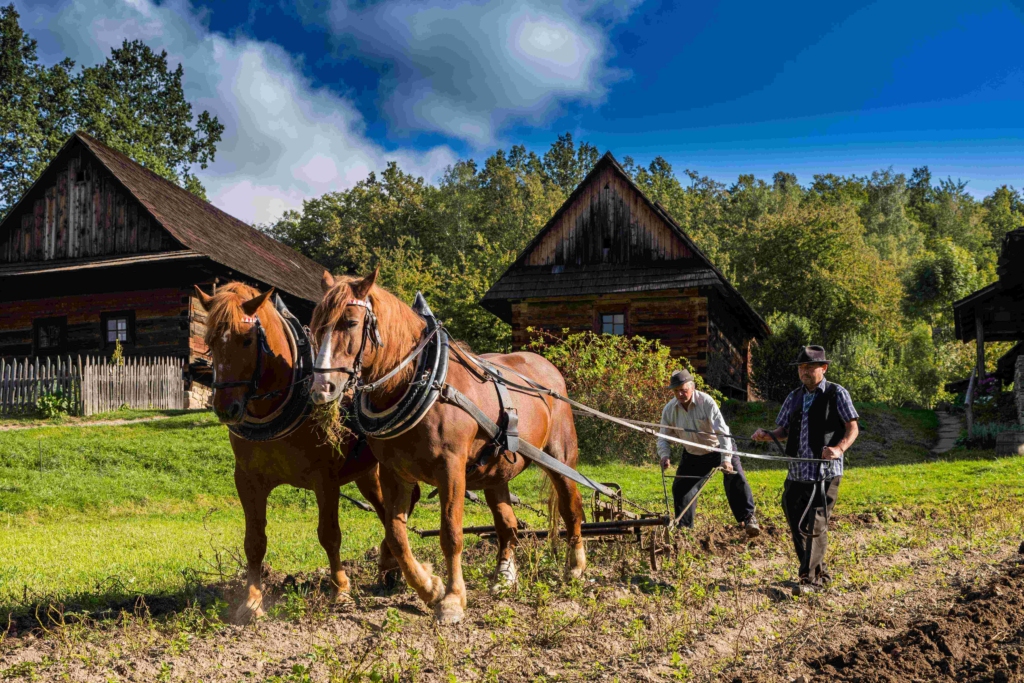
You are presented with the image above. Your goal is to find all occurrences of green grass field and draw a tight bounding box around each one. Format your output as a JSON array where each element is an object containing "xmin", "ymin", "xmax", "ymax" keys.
[{"xmin": 1, "ymin": 405, "xmax": 1020, "ymax": 617}]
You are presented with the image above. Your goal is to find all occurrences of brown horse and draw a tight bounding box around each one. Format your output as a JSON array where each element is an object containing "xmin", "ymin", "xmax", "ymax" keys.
[
  {"xmin": 309, "ymin": 270, "xmax": 586, "ymax": 624},
  {"xmin": 195, "ymin": 282, "xmax": 408, "ymax": 623}
]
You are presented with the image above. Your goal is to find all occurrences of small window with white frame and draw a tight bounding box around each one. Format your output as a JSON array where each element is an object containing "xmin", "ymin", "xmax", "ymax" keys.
[
  {"xmin": 600, "ymin": 313, "xmax": 626, "ymax": 336},
  {"xmin": 101, "ymin": 311, "xmax": 135, "ymax": 346}
]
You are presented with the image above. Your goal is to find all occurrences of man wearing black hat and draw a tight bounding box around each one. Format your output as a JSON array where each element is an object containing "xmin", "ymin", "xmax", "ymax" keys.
[
  {"xmin": 658, "ymin": 369, "xmax": 760, "ymax": 537},
  {"xmin": 752, "ymin": 345, "xmax": 859, "ymax": 595}
]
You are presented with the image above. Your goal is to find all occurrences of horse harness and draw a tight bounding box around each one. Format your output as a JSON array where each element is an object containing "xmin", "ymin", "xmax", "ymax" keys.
[
  {"xmin": 313, "ymin": 292, "xmax": 613, "ymax": 496},
  {"xmin": 215, "ymin": 294, "xmax": 316, "ymax": 442}
]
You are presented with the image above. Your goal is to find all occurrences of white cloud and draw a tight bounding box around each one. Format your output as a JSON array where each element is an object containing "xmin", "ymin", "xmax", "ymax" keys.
[
  {"xmin": 17, "ymin": 0, "xmax": 458, "ymax": 224},
  {"xmin": 326, "ymin": 0, "xmax": 639, "ymax": 144}
]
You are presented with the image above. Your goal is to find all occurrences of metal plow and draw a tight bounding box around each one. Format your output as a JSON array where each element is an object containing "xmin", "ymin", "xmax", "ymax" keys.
[{"xmin": 414, "ymin": 482, "xmax": 674, "ymax": 570}]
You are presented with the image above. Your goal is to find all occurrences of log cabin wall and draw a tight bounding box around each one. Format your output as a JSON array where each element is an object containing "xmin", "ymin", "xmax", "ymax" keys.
[
  {"xmin": 525, "ymin": 166, "xmax": 693, "ymax": 267},
  {"xmin": 510, "ymin": 289, "xmax": 710, "ymax": 374},
  {"xmin": 0, "ymin": 288, "xmax": 192, "ymax": 359},
  {"xmin": 1, "ymin": 149, "xmax": 177, "ymax": 263}
]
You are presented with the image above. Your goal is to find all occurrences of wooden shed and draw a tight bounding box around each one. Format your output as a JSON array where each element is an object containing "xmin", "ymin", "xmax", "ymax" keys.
[
  {"xmin": 0, "ymin": 131, "xmax": 328, "ymax": 407},
  {"xmin": 481, "ymin": 152, "xmax": 769, "ymax": 399},
  {"xmin": 953, "ymin": 226, "xmax": 1024, "ymax": 383}
]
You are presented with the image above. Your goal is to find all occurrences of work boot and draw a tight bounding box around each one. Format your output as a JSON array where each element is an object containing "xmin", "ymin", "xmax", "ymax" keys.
[
  {"xmin": 742, "ymin": 513, "xmax": 761, "ymax": 538},
  {"xmin": 792, "ymin": 582, "xmax": 818, "ymax": 597}
]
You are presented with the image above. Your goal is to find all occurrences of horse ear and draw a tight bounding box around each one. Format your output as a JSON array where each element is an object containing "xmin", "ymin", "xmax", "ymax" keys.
[
  {"xmin": 241, "ymin": 288, "xmax": 274, "ymax": 316},
  {"xmin": 352, "ymin": 268, "xmax": 378, "ymax": 299},
  {"xmin": 193, "ymin": 285, "xmax": 214, "ymax": 308},
  {"xmin": 321, "ymin": 270, "xmax": 335, "ymax": 293}
]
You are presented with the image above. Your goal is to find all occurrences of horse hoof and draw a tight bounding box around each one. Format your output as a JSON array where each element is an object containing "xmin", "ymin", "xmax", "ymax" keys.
[
  {"xmin": 234, "ymin": 601, "xmax": 265, "ymax": 625},
  {"xmin": 330, "ymin": 590, "xmax": 354, "ymax": 605},
  {"xmin": 565, "ymin": 543, "xmax": 587, "ymax": 580},
  {"xmin": 425, "ymin": 575, "xmax": 445, "ymax": 605},
  {"xmin": 491, "ymin": 559, "xmax": 518, "ymax": 594},
  {"xmin": 434, "ymin": 597, "xmax": 464, "ymax": 625},
  {"xmin": 379, "ymin": 569, "xmax": 403, "ymax": 591}
]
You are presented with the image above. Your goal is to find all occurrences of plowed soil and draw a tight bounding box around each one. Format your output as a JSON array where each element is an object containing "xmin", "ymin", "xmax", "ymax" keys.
[{"xmin": 807, "ymin": 560, "xmax": 1024, "ymax": 683}]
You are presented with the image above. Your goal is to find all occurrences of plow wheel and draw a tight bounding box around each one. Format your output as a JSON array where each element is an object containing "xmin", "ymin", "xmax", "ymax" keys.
[{"xmin": 643, "ymin": 526, "xmax": 673, "ymax": 571}]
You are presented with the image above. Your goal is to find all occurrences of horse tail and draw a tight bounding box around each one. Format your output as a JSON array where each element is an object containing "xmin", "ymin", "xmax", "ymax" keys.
[{"xmin": 541, "ymin": 476, "xmax": 560, "ymax": 544}]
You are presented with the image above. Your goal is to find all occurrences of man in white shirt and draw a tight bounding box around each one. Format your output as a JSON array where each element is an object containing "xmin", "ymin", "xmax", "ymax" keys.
[{"xmin": 658, "ymin": 370, "xmax": 760, "ymax": 537}]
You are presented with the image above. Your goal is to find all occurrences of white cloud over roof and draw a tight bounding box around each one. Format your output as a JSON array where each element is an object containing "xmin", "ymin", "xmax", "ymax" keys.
[
  {"xmin": 18, "ymin": 0, "xmax": 458, "ymax": 225},
  {"xmin": 327, "ymin": 0, "xmax": 638, "ymax": 144}
]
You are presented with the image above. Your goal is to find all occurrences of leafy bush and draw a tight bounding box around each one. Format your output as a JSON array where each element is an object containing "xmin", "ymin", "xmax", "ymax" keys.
[
  {"xmin": 527, "ymin": 330, "xmax": 721, "ymax": 464},
  {"xmin": 956, "ymin": 421, "xmax": 1024, "ymax": 449},
  {"xmin": 36, "ymin": 388, "xmax": 72, "ymax": 420},
  {"xmin": 750, "ymin": 313, "xmax": 810, "ymax": 403}
]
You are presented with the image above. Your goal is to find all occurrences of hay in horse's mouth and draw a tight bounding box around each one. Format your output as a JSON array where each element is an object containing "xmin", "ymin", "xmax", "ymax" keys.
[{"xmin": 310, "ymin": 402, "xmax": 355, "ymax": 456}]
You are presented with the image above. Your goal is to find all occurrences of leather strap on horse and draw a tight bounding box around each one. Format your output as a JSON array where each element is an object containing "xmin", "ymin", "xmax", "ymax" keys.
[
  {"xmin": 439, "ymin": 383, "xmax": 616, "ymax": 498},
  {"xmin": 489, "ymin": 366, "xmax": 519, "ymax": 457},
  {"xmin": 227, "ymin": 294, "xmax": 315, "ymax": 442}
]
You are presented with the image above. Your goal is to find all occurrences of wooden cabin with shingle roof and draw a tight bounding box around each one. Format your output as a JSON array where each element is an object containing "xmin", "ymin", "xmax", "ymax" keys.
[
  {"xmin": 481, "ymin": 152, "xmax": 769, "ymax": 400},
  {"xmin": 0, "ymin": 132, "xmax": 329, "ymax": 405}
]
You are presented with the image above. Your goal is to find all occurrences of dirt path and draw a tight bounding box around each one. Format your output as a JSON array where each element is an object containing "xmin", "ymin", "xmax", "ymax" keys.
[
  {"xmin": 0, "ymin": 415, "xmax": 178, "ymax": 432},
  {"xmin": 930, "ymin": 410, "xmax": 962, "ymax": 455}
]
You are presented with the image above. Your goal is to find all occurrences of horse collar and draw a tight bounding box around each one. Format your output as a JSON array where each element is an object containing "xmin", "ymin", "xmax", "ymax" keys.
[{"xmin": 227, "ymin": 298, "xmax": 315, "ymax": 442}]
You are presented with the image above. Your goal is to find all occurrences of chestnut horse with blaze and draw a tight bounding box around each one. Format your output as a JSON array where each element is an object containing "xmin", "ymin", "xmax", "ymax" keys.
[
  {"xmin": 195, "ymin": 282, "xmax": 407, "ymax": 623},
  {"xmin": 310, "ymin": 270, "xmax": 586, "ymax": 624}
]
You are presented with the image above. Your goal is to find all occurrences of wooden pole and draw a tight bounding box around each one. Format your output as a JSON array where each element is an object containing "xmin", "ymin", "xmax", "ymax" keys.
[{"xmin": 976, "ymin": 309, "xmax": 986, "ymax": 382}]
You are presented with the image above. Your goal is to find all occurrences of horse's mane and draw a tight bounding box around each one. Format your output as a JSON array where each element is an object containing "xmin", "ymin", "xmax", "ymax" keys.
[
  {"xmin": 311, "ymin": 276, "xmax": 426, "ymax": 395},
  {"xmin": 202, "ymin": 282, "xmax": 282, "ymax": 350}
]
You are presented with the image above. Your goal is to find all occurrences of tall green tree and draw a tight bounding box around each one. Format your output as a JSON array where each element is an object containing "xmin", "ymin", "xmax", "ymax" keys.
[
  {"xmin": 0, "ymin": 4, "xmax": 75, "ymax": 215},
  {"xmin": 541, "ymin": 132, "xmax": 599, "ymax": 195},
  {"xmin": 0, "ymin": 7, "xmax": 223, "ymax": 214},
  {"xmin": 76, "ymin": 40, "xmax": 223, "ymax": 198}
]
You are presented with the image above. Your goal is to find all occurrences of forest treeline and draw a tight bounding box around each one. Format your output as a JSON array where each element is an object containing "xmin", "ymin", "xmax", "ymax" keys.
[
  {"xmin": 266, "ymin": 134, "xmax": 1021, "ymax": 407},
  {"xmin": 4, "ymin": 5, "xmax": 1019, "ymax": 407}
]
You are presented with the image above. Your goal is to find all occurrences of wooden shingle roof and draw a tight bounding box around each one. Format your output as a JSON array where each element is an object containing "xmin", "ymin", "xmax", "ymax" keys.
[{"xmin": 73, "ymin": 132, "xmax": 326, "ymax": 302}]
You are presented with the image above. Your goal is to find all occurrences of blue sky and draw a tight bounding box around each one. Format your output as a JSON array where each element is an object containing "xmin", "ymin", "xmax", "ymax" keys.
[{"xmin": 16, "ymin": 0, "xmax": 1024, "ymax": 223}]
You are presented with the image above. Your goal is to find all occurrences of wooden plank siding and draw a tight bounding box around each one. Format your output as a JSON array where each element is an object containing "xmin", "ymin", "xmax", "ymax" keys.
[
  {"xmin": 524, "ymin": 166, "xmax": 693, "ymax": 267},
  {"xmin": 510, "ymin": 289, "xmax": 711, "ymax": 373},
  {"xmin": 0, "ymin": 149, "xmax": 176, "ymax": 263},
  {"xmin": 0, "ymin": 288, "xmax": 197, "ymax": 360}
]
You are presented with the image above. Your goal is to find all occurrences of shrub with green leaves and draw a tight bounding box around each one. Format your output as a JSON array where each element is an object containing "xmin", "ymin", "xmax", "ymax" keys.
[
  {"xmin": 36, "ymin": 387, "xmax": 72, "ymax": 419},
  {"xmin": 527, "ymin": 330, "xmax": 721, "ymax": 464}
]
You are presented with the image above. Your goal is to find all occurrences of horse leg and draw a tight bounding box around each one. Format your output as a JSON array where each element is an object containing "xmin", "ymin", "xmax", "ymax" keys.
[
  {"xmin": 354, "ymin": 467, "xmax": 405, "ymax": 588},
  {"xmin": 435, "ymin": 461, "xmax": 469, "ymax": 623},
  {"xmin": 313, "ymin": 481, "xmax": 351, "ymax": 600},
  {"xmin": 548, "ymin": 473, "xmax": 586, "ymax": 579},
  {"xmin": 234, "ymin": 467, "xmax": 271, "ymax": 623},
  {"xmin": 484, "ymin": 484, "xmax": 519, "ymax": 591},
  {"xmin": 378, "ymin": 466, "xmax": 445, "ymax": 608}
]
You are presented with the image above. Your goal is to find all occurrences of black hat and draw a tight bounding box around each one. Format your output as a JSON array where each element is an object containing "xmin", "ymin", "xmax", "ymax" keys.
[
  {"xmin": 666, "ymin": 369, "xmax": 696, "ymax": 389},
  {"xmin": 791, "ymin": 345, "xmax": 831, "ymax": 365}
]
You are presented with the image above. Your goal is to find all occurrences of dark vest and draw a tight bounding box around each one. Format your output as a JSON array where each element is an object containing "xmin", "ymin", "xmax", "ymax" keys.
[{"xmin": 785, "ymin": 382, "xmax": 847, "ymax": 458}]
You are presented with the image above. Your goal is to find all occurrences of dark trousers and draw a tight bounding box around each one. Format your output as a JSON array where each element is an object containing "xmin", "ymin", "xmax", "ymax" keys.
[
  {"xmin": 671, "ymin": 452, "xmax": 756, "ymax": 528},
  {"xmin": 781, "ymin": 476, "xmax": 841, "ymax": 585}
]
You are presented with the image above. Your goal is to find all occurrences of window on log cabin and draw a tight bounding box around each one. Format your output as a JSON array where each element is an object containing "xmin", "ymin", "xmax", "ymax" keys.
[
  {"xmin": 601, "ymin": 313, "xmax": 626, "ymax": 336},
  {"xmin": 101, "ymin": 311, "xmax": 136, "ymax": 346},
  {"xmin": 33, "ymin": 317, "xmax": 67, "ymax": 355}
]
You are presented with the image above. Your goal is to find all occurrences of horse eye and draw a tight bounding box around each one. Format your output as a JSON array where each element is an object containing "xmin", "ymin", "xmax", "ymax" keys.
[
  {"xmin": 343, "ymin": 319, "xmax": 358, "ymax": 329},
  {"xmin": 242, "ymin": 337, "xmax": 253, "ymax": 347}
]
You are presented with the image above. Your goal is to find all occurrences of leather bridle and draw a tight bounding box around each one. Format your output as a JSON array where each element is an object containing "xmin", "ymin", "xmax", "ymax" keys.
[
  {"xmin": 212, "ymin": 315, "xmax": 286, "ymax": 414},
  {"xmin": 313, "ymin": 299, "xmax": 384, "ymax": 400}
]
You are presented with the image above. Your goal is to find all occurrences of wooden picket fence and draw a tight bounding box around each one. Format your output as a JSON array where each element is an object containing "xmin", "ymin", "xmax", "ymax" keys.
[{"xmin": 0, "ymin": 355, "xmax": 185, "ymax": 417}]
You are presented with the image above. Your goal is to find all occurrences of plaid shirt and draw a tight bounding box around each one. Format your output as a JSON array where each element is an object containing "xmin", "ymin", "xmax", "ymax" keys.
[{"xmin": 775, "ymin": 379, "xmax": 858, "ymax": 481}]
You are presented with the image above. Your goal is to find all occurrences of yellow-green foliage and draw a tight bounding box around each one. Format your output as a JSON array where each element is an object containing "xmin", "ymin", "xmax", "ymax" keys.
[{"xmin": 528, "ymin": 330, "xmax": 721, "ymax": 463}]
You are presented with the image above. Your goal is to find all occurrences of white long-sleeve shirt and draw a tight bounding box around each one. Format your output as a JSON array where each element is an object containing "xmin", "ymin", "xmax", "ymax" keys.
[{"xmin": 657, "ymin": 391, "xmax": 735, "ymax": 465}]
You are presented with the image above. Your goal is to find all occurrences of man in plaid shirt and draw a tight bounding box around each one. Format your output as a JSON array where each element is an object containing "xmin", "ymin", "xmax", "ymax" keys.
[{"xmin": 751, "ymin": 345, "xmax": 859, "ymax": 595}]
